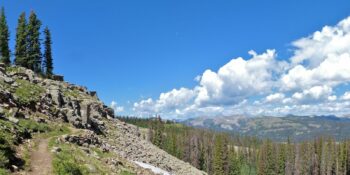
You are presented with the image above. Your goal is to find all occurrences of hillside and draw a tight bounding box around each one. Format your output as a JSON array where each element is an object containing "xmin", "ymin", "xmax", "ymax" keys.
[
  {"xmin": 183, "ymin": 115, "xmax": 350, "ymax": 141},
  {"xmin": 0, "ymin": 63, "xmax": 206, "ymax": 175}
]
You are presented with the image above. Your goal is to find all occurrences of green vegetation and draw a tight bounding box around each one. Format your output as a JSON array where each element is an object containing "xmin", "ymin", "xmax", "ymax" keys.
[
  {"xmin": 48, "ymin": 126, "xmax": 136, "ymax": 175},
  {"xmin": 51, "ymin": 141, "xmax": 110, "ymax": 175},
  {"xmin": 0, "ymin": 119, "xmax": 27, "ymax": 172},
  {"xmin": 0, "ymin": 132, "xmax": 12, "ymax": 170},
  {"xmin": 42, "ymin": 124, "xmax": 71, "ymax": 139},
  {"xmin": 0, "ymin": 7, "xmax": 54, "ymax": 76},
  {"xmin": 14, "ymin": 79, "xmax": 44, "ymax": 106},
  {"xmin": 0, "ymin": 168, "xmax": 8, "ymax": 175},
  {"xmin": 119, "ymin": 116, "xmax": 350, "ymax": 175},
  {"xmin": 26, "ymin": 11, "xmax": 42, "ymax": 73},
  {"xmin": 119, "ymin": 171, "xmax": 135, "ymax": 175},
  {"xmin": 5, "ymin": 66, "xmax": 21, "ymax": 74},
  {"xmin": 52, "ymin": 144, "xmax": 87, "ymax": 175},
  {"xmin": 18, "ymin": 119, "xmax": 50, "ymax": 133},
  {"xmin": 0, "ymin": 7, "xmax": 10, "ymax": 66},
  {"xmin": 43, "ymin": 27, "xmax": 53, "ymax": 77},
  {"xmin": 118, "ymin": 116, "xmax": 259, "ymax": 175},
  {"xmin": 0, "ymin": 80, "xmax": 11, "ymax": 90},
  {"xmin": 0, "ymin": 114, "xmax": 71, "ymax": 173},
  {"xmin": 14, "ymin": 12, "xmax": 27, "ymax": 67},
  {"xmin": 21, "ymin": 144, "xmax": 31, "ymax": 170}
]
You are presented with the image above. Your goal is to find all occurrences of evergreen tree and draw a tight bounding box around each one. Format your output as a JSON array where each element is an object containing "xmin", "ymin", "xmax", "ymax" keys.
[
  {"xmin": 276, "ymin": 144, "xmax": 286, "ymax": 175},
  {"xmin": 213, "ymin": 134, "xmax": 225, "ymax": 175},
  {"xmin": 198, "ymin": 142, "xmax": 206, "ymax": 171},
  {"xmin": 338, "ymin": 142, "xmax": 347, "ymax": 174},
  {"xmin": 43, "ymin": 26, "xmax": 53, "ymax": 77},
  {"xmin": 0, "ymin": 7, "xmax": 10, "ymax": 66},
  {"xmin": 27, "ymin": 11, "xmax": 42, "ymax": 73},
  {"xmin": 258, "ymin": 140, "xmax": 276, "ymax": 175},
  {"xmin": 15, "ymin": 12, "xmax": 28, "ymax": 67},
  {"xmin": 285, "ymin": 137, "xmax": 295, "ymax": 175},
  {"xmin": 152, "ymin": 116, "xmax": 163, "ymax": 147},
  {"xmin": 228, "ymin": 149, "xmax": 241, "ymax": 175}
]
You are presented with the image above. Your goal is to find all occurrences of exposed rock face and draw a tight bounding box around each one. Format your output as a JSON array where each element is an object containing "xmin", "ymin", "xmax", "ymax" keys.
[
  {"xmin": 0, "ymin": 66, "xmax": 206, "ymax": 175},
  {"xmin": 47, "ymin": 85, "xmax": 64, "ymax": 107},
  {"xmin": 0, "ymin": 66, "xmax": 114, "ymax": 133}
]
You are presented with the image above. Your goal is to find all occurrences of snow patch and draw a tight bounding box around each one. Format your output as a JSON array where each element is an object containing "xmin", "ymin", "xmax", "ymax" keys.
[{"xmin": 133, "ymin": 161, "xmax": 171, "ymax": 175}]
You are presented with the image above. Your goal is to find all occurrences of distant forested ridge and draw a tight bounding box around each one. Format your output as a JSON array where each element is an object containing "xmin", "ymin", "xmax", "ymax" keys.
[
  {"xmin": 183, "ymin": 115, "xmax": 350, "ymax": 142},
  {"xmin": 118, "ymin": 116, "xmax": 350, "ymax": 175}
]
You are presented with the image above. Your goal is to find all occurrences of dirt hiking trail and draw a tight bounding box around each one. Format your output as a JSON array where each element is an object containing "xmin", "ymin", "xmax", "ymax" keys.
[{"xmin": 28, "ymin": 138, "xmax": 52, "ymax": 175}]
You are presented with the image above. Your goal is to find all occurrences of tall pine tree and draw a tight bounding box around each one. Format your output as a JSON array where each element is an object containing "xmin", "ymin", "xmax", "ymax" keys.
[
  {"xmin": 43, "ymin": 26, "xmax": 53, "ymax": 77},
  {"xmin": 15, "ymin": 12, "xmax": 27, "ymax": 67},
  {"xmin": 213, "ymin": 134, "xmax": 225, "ymax": 175},
  {"xmin": 228, "ymin": 148, "xmax": 241, "ymax": 175},
  {"xmin": 27, "ymin": 11, "xmax": 42, "ymax": 73},
  {"xmin": 0, "ymin": 7, "xmax": 10, "ymax": 66}
]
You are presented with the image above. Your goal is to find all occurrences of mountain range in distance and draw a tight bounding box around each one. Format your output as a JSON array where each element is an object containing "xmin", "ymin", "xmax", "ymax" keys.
[{"xmin": 181, "ymin": 114, "xmax": 350, "ymax": 142}]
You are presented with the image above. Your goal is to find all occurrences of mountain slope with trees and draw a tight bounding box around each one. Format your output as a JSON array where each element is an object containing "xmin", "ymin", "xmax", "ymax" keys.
[{"xmin": 118, "ymin": 116, "xmax": 350, "ymax": 175}]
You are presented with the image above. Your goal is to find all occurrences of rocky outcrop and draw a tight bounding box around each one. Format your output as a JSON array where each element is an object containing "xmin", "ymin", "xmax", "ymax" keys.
[
  {"xmin": 0, "ymin": 65, "xmax": 114, "ymax": 134},
  {"xmin": 0, "ymin": 65, "xmax": 206, "ymax": 175}
]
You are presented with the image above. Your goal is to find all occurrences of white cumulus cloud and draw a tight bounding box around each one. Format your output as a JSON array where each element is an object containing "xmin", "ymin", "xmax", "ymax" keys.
[
  {"xmin": 291, "ymin": 85, "xmax": 334, "ymax": 103},
  {"xmin": 282, "ymin": 17, "xmax": 350, "ymax": 91},
  {"xmin": 291, "ymin": 17, "xmax": 350, "ymax": 67},
  {"xmin": 281, "ymin": 53, "xmax": 350, "ymax": 90},
  {"xmin": 131, "ymin": 16, "xmax": 350, "ymax": 118},
  {"xmin": 341, "ymin": 91, "xmax": 350, "ymax": 100},
  {"xmin": 265, "ymin": 93, "xmax": 285, "ymax": 103},
  {"xmin": 195, "ymin": 49, "xmax": 284, "ymax": 106}
]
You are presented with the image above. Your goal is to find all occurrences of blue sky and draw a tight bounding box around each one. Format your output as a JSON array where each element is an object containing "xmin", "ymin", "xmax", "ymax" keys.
[{"xmin": 3, "ymin": 1, "xmax": 350, "ymax": 118}]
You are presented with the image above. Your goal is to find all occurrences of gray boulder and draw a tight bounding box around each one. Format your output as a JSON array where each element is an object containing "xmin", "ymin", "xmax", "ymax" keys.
[{"xmin": 9, "ymin": 116, "xmax": 19, "ymax": 124}]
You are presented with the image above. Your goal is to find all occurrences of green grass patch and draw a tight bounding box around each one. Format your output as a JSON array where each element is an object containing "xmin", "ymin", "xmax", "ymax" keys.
[
  {"xmin": 50, "ymin": 133, "xmax": 135, "ymax": 175},
  {"xmin": 0, "ymin": 116, "xmax": 71, "ymax": 172},
  {"xmin": 14, "ymin": 79, "xmax": 44, "ymax": 106},
  {"xmin": 52, "ymin": 143, "xmax": 97, "ymax": 175},
  {"xmin": 119, "ymin": 170, "xmax": 135, "ymax": 175},
  {"xmin": 0, "ymin": 130, "xmax": 16, "ymax": 171},
  {"xmin": 21, "ymin": 144, "xmax": 31, "ymax": 171},
  {"xmin": 0, "ymin": 168, "xmax": 8, "ymax": 175},
  {"xmin": 43, "ymin": 124, "xmax": 71, "ymax": 139},
  {"xmin": 19, "ymin": 119, "xmax": 51, "ymax": 133},
  {"xmin": 5, "ymin": 66, "xmax": 21, "ymax": 74},
  {"xmin": 52, "ymin": 147, "xmax": 87, "ymax": 175}
]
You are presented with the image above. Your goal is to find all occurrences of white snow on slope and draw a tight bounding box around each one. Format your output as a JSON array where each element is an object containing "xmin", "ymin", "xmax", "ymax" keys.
[{"xmin": 134, "ymin": 161, "xmax": 171, "ymax": 175}]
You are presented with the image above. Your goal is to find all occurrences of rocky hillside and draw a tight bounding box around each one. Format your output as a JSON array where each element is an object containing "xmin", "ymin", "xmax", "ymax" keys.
[
  {"xmin": 183, "ymin": 115, "xmax": 350, "ymax": 142},
  {"xmin": 0, "ymin": 63, "xmax": 205, "ymax": 175}
]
